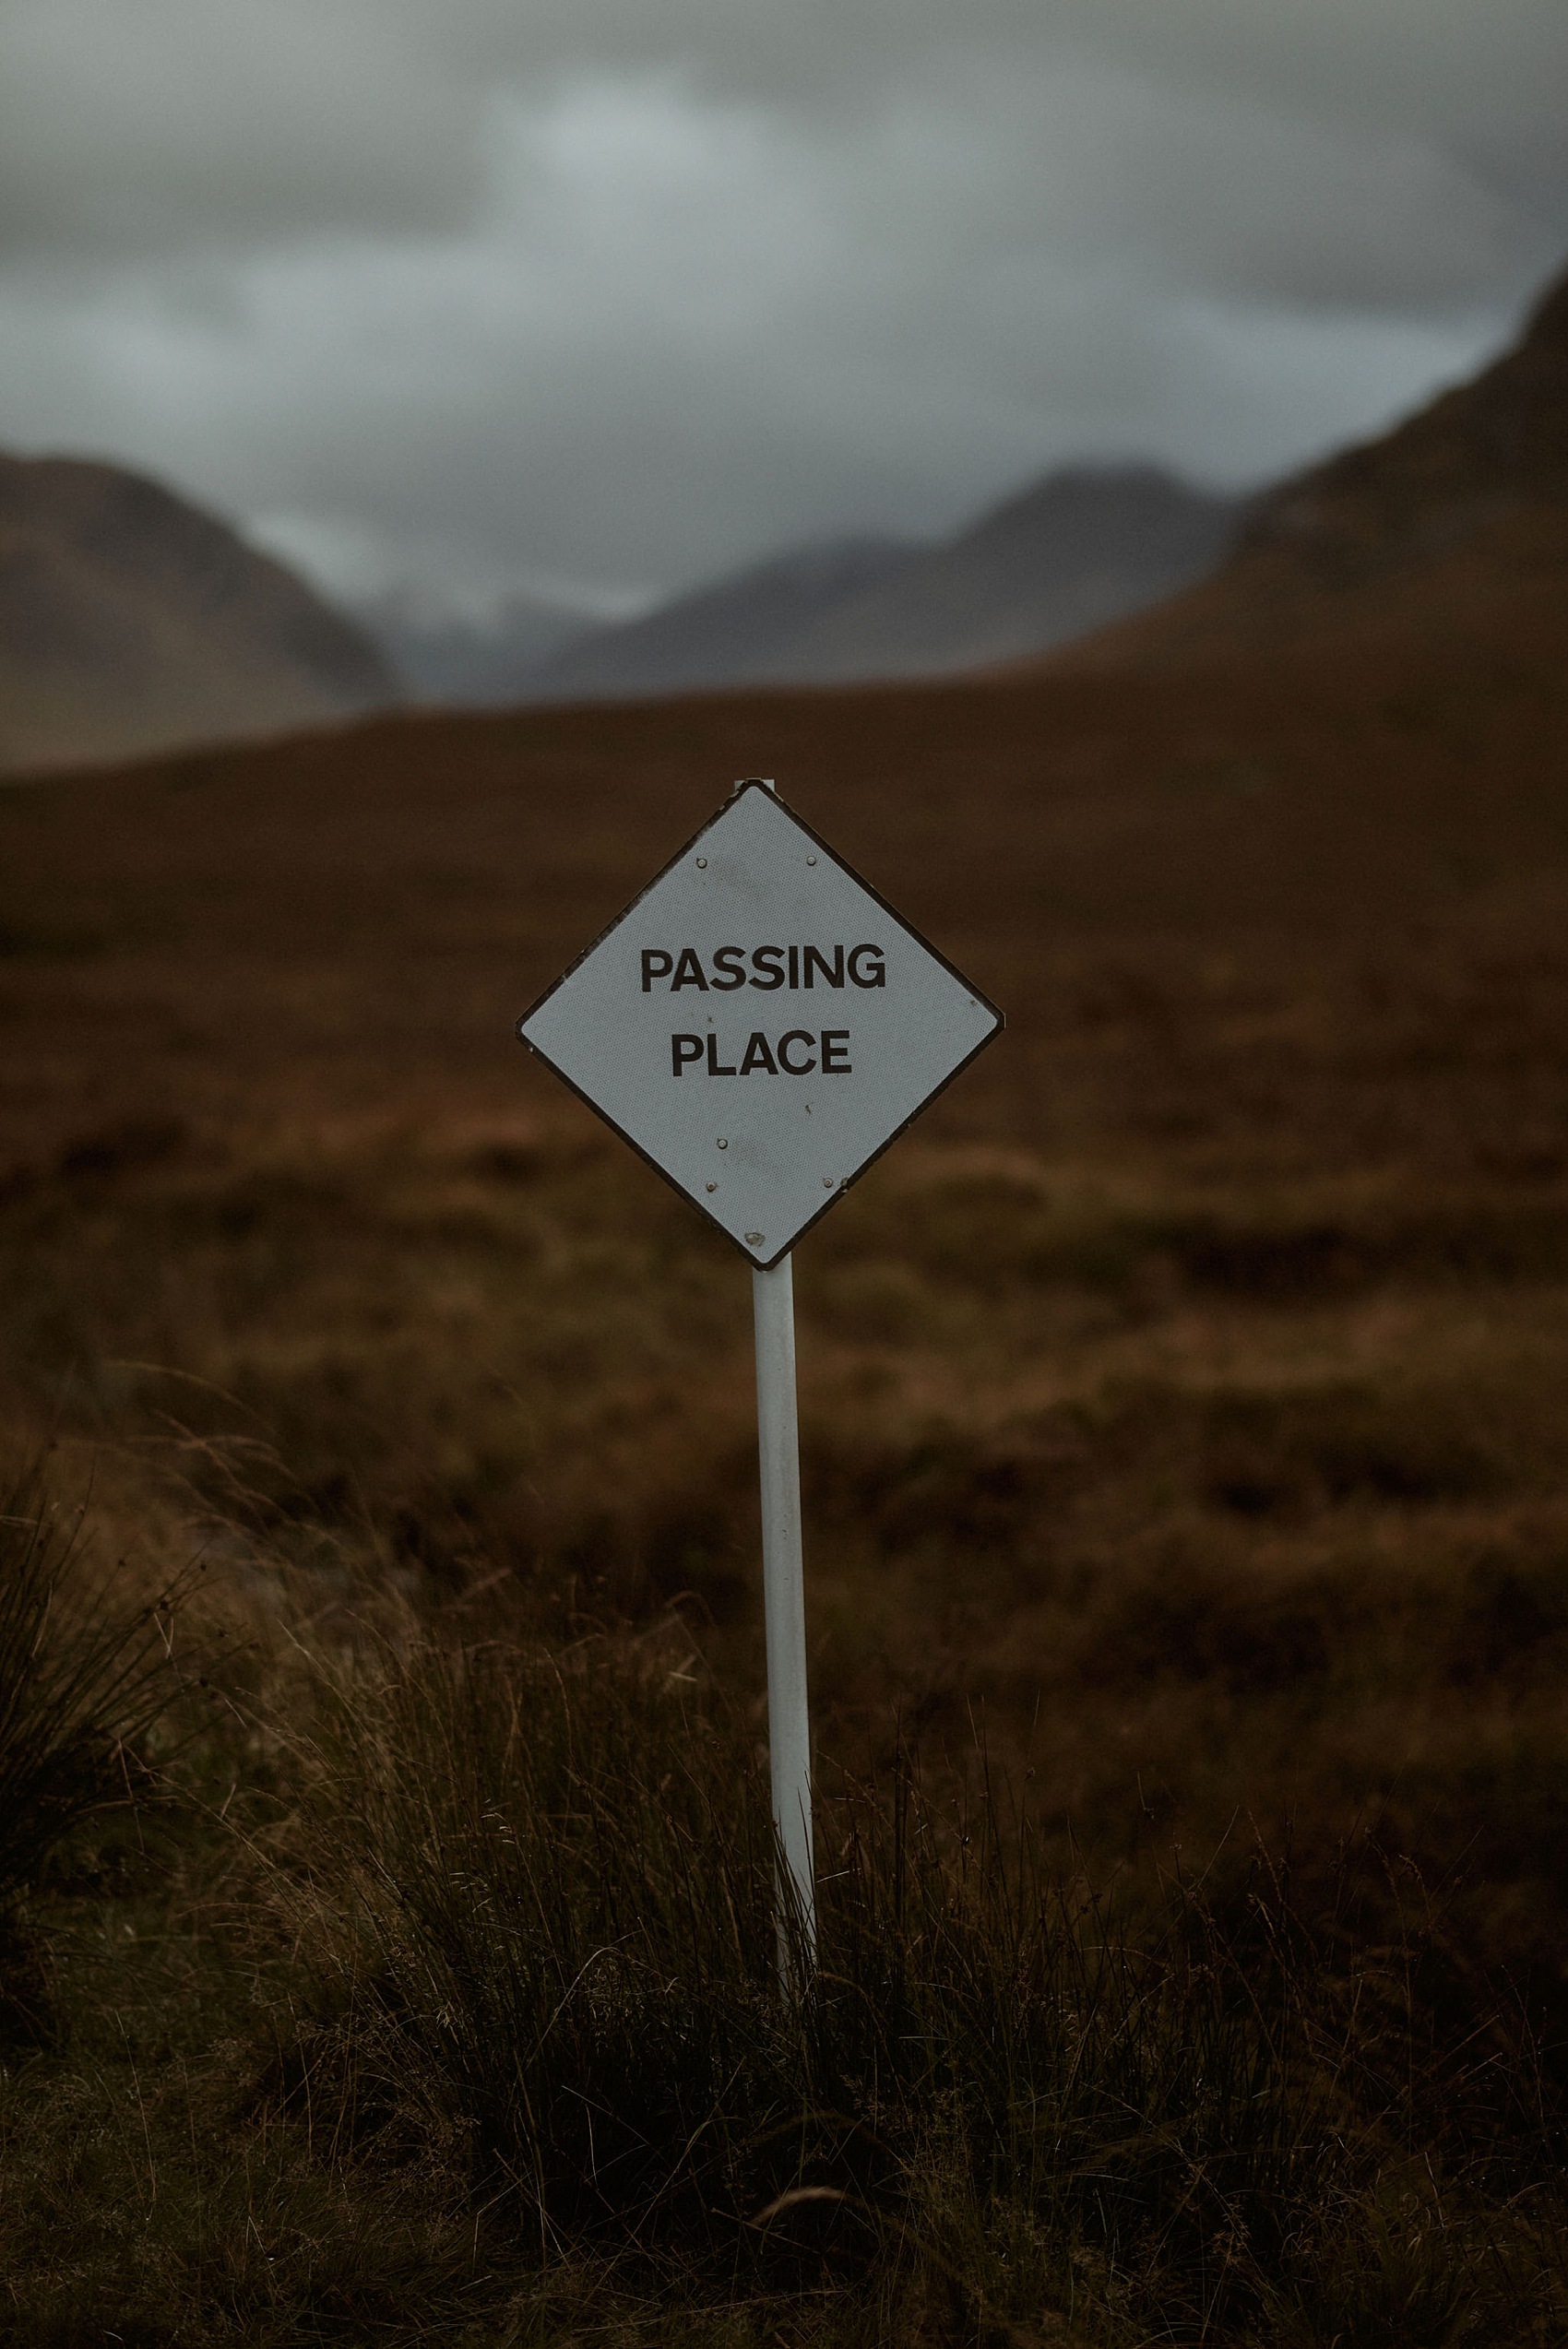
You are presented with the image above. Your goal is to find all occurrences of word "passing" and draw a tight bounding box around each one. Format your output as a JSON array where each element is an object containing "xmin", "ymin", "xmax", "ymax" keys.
[{"xmin": 641, "ymin": 943, "xmax": 885, "ymax": 992}]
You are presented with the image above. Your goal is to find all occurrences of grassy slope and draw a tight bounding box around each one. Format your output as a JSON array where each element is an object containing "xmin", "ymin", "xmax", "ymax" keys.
[
  {"xmin": 2, "ymin": 593, "xmax": 1568, "ymax": 2334},
  {"xmin": 2, "ymin": 611, "xmax": 1567, "ymax": 1860}
]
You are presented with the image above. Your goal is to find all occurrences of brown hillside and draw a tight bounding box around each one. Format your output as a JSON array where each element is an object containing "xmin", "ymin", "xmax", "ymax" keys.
[
  {"xmin": 1057, "ymin": 260, "xmax": 1568, "ymax": 669},
  {"xmin": 4, "ymin": 564, "xmax": 1568, "ymax": 1908},
  {"xmin": 6, "ymin": 301, "xmax": 1568, "ymax": 2343},
  {"xmin": 0, "ymin": 452, "xmax": 396, "ymax": 771}
]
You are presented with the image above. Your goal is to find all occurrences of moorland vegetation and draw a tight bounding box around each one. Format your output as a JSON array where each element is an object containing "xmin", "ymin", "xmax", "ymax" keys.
[{"xmin": 2, "ymin": 268, "xmax": 1568, "ymax": 2341}]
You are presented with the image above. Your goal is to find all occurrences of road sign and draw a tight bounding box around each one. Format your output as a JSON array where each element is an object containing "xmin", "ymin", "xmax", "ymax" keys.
[
  {"xmin": 516, "ymin": 776, "xmax": 1003, "ymax": 1985},
  {"xmin": 517, "ymin": 779, "xmax": 1003, "ymax": 1266}
]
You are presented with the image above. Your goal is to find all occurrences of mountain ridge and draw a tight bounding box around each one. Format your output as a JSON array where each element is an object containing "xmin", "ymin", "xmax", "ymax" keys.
[
  {"xmin": 519, "ymin": 466, "xmax": 1240, "ymax": 702},
  {"xmin": 0, "ymin": 453, "xmax": 396, "ymax": 772},
  {"xmin": 1051, "ymin": 262, "xmax": 1568, "ymax": 671}
]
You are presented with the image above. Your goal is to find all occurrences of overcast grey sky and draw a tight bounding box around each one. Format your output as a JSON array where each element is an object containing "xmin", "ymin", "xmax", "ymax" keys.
[{"xmin": 2, "ymin": 0, "xmax": 1563, "ymax": 614}]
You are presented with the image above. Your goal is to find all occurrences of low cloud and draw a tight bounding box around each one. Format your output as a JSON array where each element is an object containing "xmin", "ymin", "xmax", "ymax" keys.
[{"xmin": 0, "ymin": 1, "xmax": 1562, "ymax": 606}]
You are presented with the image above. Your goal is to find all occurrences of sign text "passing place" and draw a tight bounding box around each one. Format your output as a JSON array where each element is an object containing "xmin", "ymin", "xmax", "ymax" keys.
[{"xmin": 516, "ymin": 779, "xmax": 1001, "ymax": 1265}]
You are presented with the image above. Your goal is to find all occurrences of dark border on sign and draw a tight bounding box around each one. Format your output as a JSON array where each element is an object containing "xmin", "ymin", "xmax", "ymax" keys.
[{"xmin": 514, "ymin": 777, "xmax": 1004, "ymax": 1270}]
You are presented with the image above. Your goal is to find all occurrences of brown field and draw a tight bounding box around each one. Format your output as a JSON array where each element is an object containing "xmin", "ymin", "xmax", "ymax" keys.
[
  {"xmin": 8, "ymin": 267, "xmax": 1568, "ymax": 2341},
  {"xmin": 6, "ymin": 588, "xmax": 1568, "ymax": 1979}
]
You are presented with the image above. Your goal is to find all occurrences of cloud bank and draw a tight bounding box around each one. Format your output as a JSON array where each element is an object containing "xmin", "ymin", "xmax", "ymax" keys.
[{"xmin": 1, "ymin": 0, "xmax": 1562, "ymax": 607}]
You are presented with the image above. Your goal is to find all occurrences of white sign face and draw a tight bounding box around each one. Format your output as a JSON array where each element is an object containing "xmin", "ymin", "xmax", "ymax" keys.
[{"xmin": 517, "ymin": 780, "xmax": 1002, "ymax": 1266}]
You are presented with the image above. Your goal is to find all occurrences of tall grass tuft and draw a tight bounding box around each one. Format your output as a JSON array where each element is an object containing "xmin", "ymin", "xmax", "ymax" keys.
[
  {"xmin": 0, "ymin": 1465, "xmax": 191, "ymax": 1913},
  {"xmin": 268, "ymin": 1621, "xmax": 1566, "ymax": 2340}
]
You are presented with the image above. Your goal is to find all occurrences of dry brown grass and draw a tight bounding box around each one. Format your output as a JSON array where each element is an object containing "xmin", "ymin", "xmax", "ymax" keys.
[{"xmin": 4, "ymin": 601, "xmax": 1568, "ymax": 2022}]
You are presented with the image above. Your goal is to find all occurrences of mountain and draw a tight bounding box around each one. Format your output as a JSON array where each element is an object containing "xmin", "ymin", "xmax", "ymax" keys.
[
  {"xmin": 0, "ymin": 454, "xmax": 397, "ymax": 772},
  {"xmin": 1058, "ymin": 261, "xmax": 1568, "ymax": 670},
  {"xmin": 766, "ymin": 465, "xmax": 1242, "ymax": 682},
  {"xmin": 519, "ymin": 467, "xmax": 1240, "ymax": 702}
]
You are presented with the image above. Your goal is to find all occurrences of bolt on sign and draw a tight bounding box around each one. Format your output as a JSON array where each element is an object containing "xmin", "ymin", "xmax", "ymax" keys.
[
  {"xmin": 517, "ymin": 778, "xmax": 1002, "ymax": 1985},
  {"xmin": 517, "ymin": 778, "xmax": 1002, "ymax": 1263}
]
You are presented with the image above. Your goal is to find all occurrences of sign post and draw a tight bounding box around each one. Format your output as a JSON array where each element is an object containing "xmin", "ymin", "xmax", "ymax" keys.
[
  {"xmin": 752, "ymin": 1248, "xmax": 814, "ymax": 1975},
  {"xmin": 517, "ymin": 777, "xmax": 1002, "ymax": 1986}
]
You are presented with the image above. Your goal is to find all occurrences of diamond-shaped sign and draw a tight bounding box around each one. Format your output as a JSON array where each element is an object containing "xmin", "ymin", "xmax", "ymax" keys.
[{"xmin": 517, "ymin": 780, "xmax": 1002, "ymax": 1266}]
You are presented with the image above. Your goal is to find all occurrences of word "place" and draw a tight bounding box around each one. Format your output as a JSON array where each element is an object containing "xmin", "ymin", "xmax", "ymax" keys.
[{"xmin": 672, "ymin": 1030, "xmax": 851, "ymax": 1076}]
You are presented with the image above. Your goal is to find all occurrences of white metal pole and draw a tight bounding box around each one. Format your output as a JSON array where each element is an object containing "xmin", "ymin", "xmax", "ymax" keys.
[{"xmin": 752, "ymin": 1251, "xmax": 816, "ymax": 1983}]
